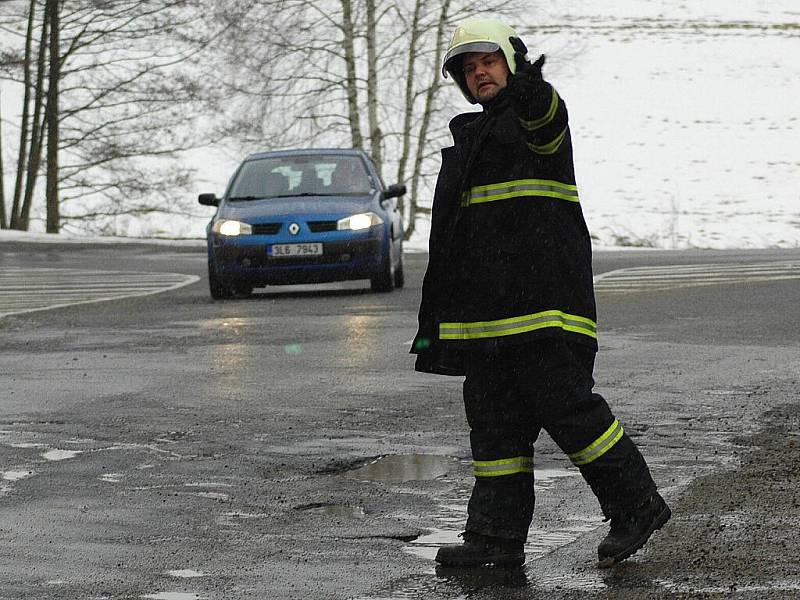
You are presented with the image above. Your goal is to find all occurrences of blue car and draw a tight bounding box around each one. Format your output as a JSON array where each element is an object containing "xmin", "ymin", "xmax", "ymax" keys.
[{"xmin": 199, "ymin": 148, "xmax": 406, "ymax": 298}]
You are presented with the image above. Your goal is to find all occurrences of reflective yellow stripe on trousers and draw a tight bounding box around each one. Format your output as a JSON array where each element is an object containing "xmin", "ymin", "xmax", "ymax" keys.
[
  {"xmin": 473, "ymin": 456, "xmax": 534, "ymax": 477},
  {"xmin": 439, "ymin": 309, "xmax": 597, "ymax": 341},
  {"xmin": 463, "ymin": 178, "xmax": 579, "ymax": 206},
  {"xmin": 568, "ymin": 419, "xmax": 624, "ymax": 466}
]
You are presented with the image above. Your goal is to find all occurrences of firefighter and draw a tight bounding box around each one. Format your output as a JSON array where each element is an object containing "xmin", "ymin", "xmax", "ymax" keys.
[{"xmin": 411, "ymin": 18, "xmax": 670, "ymax": 568}]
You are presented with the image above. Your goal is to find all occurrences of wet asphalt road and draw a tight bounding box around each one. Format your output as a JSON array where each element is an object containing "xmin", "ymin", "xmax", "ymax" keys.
[{"xmin": 1, "ymin": 242, "xmax": 799, "ymax": 599}]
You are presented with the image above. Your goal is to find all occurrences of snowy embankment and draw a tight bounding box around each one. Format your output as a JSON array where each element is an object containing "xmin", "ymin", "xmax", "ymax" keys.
[
  {"xmin": 0, "ymin": 228, "xmax": 205, "ymax": 247},
  {"xmin": 549, "ymin": 5, "xmax": 799, "ymax": 250},
  {"xmin": 2, "ymin": 3, "xmax": 797, "ymax": 251}
]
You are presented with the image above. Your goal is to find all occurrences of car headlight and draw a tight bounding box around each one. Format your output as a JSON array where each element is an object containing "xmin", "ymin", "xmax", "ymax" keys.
[
  {"xmin": 213, "ymin": 220, "xmax": 252, "ymax": 236},
  {"xmin": 337, "ymin": 212, "xmax": 383, "ymax": 231}
]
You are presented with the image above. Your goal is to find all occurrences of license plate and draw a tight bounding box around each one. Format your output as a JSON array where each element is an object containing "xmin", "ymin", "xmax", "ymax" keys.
[{"xmin": 268, "ymin": 243, "xmax": 323, "ymax": 257}]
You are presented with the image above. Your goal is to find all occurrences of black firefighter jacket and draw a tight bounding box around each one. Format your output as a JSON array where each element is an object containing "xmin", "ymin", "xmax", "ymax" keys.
[{"xmin": 411, "ymin": 76, "xmax": 597, "ymax": 376}]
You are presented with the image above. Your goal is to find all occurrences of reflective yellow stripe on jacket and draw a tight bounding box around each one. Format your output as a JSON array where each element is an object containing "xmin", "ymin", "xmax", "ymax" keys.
[
  {"xmin": 519, "ymin": 87, "xmax": 560, "ymax": 132},
  {"xmin": 568, "ymin": 419, "xmax": 624, "ymax": 466},
  {"xmin": 473, "ymin": 456, "xmax": 534, "ymax": 478},
  {"xmin": 463, "ymin": 178, "xmax": 579, "ymax": 206},
  {"xmin": 528, "ymin": 126, "xmax": 568, "ymax": 155},
  {"xmin": 439, "ymin": 309, "xmax": 597, "ymax": 341}
]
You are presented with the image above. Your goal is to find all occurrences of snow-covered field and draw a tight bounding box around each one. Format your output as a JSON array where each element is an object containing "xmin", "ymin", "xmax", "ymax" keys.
[
  {"xmin": 543, "ymin": 1, "xmax": 799, "ymax": 250},
  {"xmin": 2, "ymin": 2, "xmax": 798, "ymax": 250}
]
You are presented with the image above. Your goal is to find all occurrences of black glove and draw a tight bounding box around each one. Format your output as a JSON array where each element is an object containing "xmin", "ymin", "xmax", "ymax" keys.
[{"xmin": 509, "ymin": 36, "xmax": 545, "ymax": 81}]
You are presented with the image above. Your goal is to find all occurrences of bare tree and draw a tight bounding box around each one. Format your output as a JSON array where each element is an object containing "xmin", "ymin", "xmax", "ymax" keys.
[
  {"xmin": 340, "ymin": 0, "xmax": 363, "ymax": 149},
  {"xmin": 2, "ymin": 0, "xmax": 549, "ymax": 237},
  {"xmin": 0, "ymin": 0, "xmax": 46, "ymax": 231},
  {"xmin": 18, "ymin": 3, "xmax": 48, "ymax": 230},
  {"xmin": 402, "ymin": 0, "xmax": 452, "ymax": 239},
  {"xmin": 9, "ymin": 0, "xmax": 36, "ymax": 229},
  {"xmin": 0, "ymin": 0, "xmax": 221, "ymax": 234},
  {"xmin": 208, "ymin": 0, "xmax": 527, "ymax": 240},
  {"xmin": 364, "ymin": 0, "xmax": 381, "ymax": 173},
  {"xmin": 44, "ymin": 0, "xmax": 58, "ymax": 232},
  {"xmin": 0, "ymin": 88, "xmax": 6, "ymax": 229}
]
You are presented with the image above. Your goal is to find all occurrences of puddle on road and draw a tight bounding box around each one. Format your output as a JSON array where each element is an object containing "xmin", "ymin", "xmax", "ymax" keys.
[
  {"xmin": 525, "ymin": 519, "xmax": 605, "ymax": 558},
  {"xmin": 141, "ymin": 594, "xmax": 205, "ymax": 600},
  {"xmin": 296, "ymin": 502, "xmax": 366, "ymax": 518},
  {"xmin": 0, "ymin": 430, "xmax": 49, "ymax": 449},
  {"xmin": 656, "ymin": 578, "xmax": 800, "ymax": 594},
  {"xmin": 216, "ymin": 511, "xmax": 269, "ymax": 526},
  {"xmin": 356, "ymin": 563, "xmax": 606, "ymax": 600},
  {"xmin": 405, "ymin": 466, "xmax": 587, "ymax": 561},
  {"xmin": 533, "ymin": 467, "xmax": 581, "ymax": 490},
  {"xmin": 184, "ymin": 482, "xmax": 234, "ymax": 488},
  {"xmin": 355, "ymin": 568, "xmax": 530, "ymax": 599},
  {"xmin": 99, "ymin": 472, "xmax": 123, "ymax": 483},
  {"xmin": 405, "ymin": 516, "xmax": 603, "ymax": 564},
  {"xmin": 344, "ymin": 454, "xmax": 458, "ymax": 483},
  {"xmin": 381, "ymin": 463, "xmax": 607, "ymax": 597},
  {"xmin": 63, "ymin": 437, "xmax": 95, "ymax": 444},
  {"xmin": 534, "ymin": 570, "xmax": 608, "ymax": 592},
  {"xmin": 191, "ymin": 491, "xmax": 229, "ymax": 501}
]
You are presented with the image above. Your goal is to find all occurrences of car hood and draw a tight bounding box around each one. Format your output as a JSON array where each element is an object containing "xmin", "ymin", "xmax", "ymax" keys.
[{"xmin": 217, "ymin": 195, "xmax": 376, "ymax": 220}]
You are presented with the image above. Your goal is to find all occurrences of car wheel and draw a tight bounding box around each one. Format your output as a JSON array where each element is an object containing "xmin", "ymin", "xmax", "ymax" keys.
[
  {"xmin": 370, "ymin": 251, "xmax": 395, "ymax": 293},
  {"xmin": 208, "ymin": 260, "xmax": 235, "ymax": 300},
  {"xmin": 393, "ymin": 249, "xmax": 405, "ymax": 289}
]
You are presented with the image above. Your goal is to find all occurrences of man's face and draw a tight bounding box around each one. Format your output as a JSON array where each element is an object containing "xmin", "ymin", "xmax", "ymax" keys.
[{"xmin": 462, "ymin": 51, "xmax": 510, "ymax": 104}]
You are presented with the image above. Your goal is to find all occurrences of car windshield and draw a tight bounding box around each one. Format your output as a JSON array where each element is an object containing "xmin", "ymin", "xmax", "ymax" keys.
[{"xmin": 228, "ymin": 154, "xmax": 375, "ymax": 199}]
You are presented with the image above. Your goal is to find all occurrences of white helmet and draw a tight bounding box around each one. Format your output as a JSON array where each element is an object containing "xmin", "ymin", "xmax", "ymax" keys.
[{"xmin": 442, "ymin": 18, "xmax": 522, "ymax": 104}]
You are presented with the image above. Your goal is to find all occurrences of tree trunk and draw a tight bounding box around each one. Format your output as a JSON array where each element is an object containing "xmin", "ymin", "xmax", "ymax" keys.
[
  {"xmin": 0, "ymin": 89, "xmax": 6, "ymax": 229},
  {"xmin": 405, "ymin": 0, "xmax": 451, "ymax": 240},
  {"xmin": 10, "ymin": 0, "xmax": 36, "ymax": 230},
  {"xmin": 364, "ymin": 0, "xmax": 381, "ymax": 175},
  {"xmin": 340, "ymin": 0, "xmax": 363, "ymax": 150},
  {"xmin": 20, "ymin": 1, "xmax": 50, "ymax": 231},
  {"xmin": 45, "ymin": 0, "xmax": 60, "ymax": 233},
  {"xmin": 396, "ymin": 0, "xmax": 424, "ymax": 216}
]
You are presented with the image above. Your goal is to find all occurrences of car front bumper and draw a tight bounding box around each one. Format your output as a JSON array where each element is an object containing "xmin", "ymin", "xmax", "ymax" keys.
[{"xmin": 209, "ymin": 234, "xmax": 387, "ymax": 286}]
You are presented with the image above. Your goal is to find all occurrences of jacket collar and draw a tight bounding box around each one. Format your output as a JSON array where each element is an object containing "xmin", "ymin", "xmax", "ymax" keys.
[{"xmin": 449, "ymin": 91, "xmax": 518, "ymax": 147}]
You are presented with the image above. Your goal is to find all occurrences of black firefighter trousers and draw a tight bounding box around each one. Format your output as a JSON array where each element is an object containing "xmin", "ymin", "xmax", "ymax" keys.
[{"xmin": 463, "ymin": 338, "xmax": 657, "ymax": 542}]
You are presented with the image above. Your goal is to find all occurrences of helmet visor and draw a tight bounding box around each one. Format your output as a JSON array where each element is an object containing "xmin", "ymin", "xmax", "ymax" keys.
[{"xmin": 442, "ymin": 41, "xmax": 500, "ymax": 77}]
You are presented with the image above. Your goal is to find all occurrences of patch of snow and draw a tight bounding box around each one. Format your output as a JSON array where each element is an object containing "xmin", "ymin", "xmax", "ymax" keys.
[
  {"xmin": 166, "ymin": 569, "xmax": 206, "ymax": 578},
  {"xmin": 2, "ymin": 470, "xmax": 34, "ymax": 482},
  {"xmin": 41, "ymin": 449, "xmax": 82, "ymax": 461}
]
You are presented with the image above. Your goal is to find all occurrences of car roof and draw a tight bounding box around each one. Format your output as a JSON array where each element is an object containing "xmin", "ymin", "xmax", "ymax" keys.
[{"xmin": 244, "ymin": 148, "xmax": 370, "ymax": 162}]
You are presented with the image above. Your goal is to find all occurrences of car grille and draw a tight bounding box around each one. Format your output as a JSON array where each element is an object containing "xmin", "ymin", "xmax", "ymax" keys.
[
  {"xmin": 252, "ymin": 223, "xmax": 281, "ymax": 235},
  {"xmin": 307, "ymin": 221, "xmax": 337, "ymax": 232}
]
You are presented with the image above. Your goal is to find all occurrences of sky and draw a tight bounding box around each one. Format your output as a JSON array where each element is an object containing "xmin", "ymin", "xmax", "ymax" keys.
[{"xmin": 1, "ymin": 1, "xmax": 799, "ymax": 251}]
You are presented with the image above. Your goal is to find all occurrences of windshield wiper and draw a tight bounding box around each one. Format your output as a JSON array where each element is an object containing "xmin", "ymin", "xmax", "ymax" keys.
[
  {"xmin": 270, "ymin": 192, "xmax": 339, "ymax": 198},
  {"xmin": 229, "ymin": 193, "xmax": 340, "ymax": 201}
]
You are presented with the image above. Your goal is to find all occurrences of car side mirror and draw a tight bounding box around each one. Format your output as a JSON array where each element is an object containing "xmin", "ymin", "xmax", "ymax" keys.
[
  {"xmin": 198, "ymin": 193, "xmax": 219, "ymax": 207},
  {"xmin": 384, "ymin": 184, "xmax": 406, "ymax": 200}
]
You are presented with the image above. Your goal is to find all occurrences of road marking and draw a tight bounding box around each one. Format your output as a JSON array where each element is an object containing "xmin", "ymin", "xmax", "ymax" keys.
[
  {"xmin": 0, "ymin": 267, "xmax": 199, "ymax": 318},
  {"xmin": 594, "ymin": 260, "xmax": 800, "ymax": 293}
]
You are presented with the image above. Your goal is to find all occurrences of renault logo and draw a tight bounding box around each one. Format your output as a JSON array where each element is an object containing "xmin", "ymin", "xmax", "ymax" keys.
[{"xmin": 288, "ymin": 222, "xmax": 300, "ymax": 235}]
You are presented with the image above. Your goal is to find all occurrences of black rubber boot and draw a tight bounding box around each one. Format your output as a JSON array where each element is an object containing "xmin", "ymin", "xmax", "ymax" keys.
[
  {"xmin": 597, "ymin": 493, "xmax": 671, "ymax": 568},
  {"xmin": 435, "ymin": 532, "xmax": 525, "ymax": 567}
]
